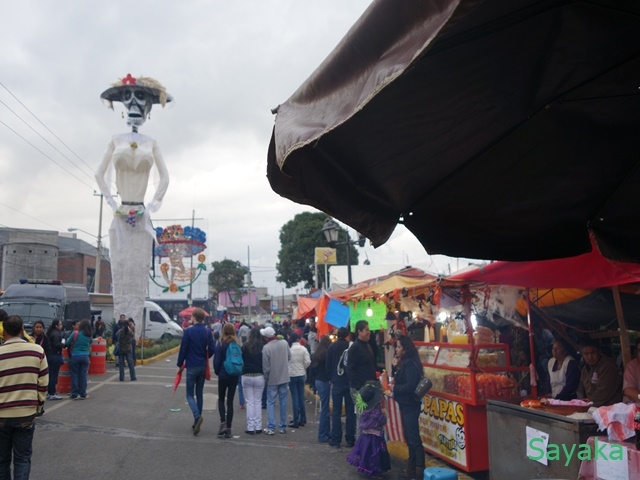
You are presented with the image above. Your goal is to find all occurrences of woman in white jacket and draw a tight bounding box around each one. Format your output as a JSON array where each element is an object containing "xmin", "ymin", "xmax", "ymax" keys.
[{"xmin": 288, "ymin": 333, "xmax": 311, "ymax": 428}]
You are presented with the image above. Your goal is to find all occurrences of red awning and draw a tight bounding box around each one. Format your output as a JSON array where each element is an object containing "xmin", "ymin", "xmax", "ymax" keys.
[{"xmin": 449, "ymin": 239, "xmax": 640, "ymax": 289}]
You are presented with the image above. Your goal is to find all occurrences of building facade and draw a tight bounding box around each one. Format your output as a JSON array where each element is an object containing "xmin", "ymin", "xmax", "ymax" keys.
[{"xmin": 0, "ymin": 227, "xmax": 111, "ymax": 293}]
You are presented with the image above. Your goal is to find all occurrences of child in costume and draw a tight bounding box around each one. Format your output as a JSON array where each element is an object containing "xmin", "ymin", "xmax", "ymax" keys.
[{"xmin": 347, "ymin": 381, "xmax": 391, "ymax": 477}]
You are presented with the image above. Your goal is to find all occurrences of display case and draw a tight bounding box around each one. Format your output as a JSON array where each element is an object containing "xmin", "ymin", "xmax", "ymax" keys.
[
  {"xmin": 417, "ymin": 342, "xmax": 524, "ymax": 406},
  {"xmin": 414, "ymin": 341, "xmax": 529, "ymax": 472}
]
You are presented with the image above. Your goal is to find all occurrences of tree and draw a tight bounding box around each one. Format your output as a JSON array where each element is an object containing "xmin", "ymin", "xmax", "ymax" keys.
[
  {"xmin": 208, "ymin": 259, "xmax": 248, "ymax": 309},
  {"xmin": 276, "ymin": 212, "xmax": 359, "ymax": 289}
]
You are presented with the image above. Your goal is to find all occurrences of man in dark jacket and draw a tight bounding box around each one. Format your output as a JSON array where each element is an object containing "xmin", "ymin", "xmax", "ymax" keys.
[
  {"xmin": 326, "ymin": 327, "xmax": 356, "ymax": 448},
  {"xmin": 176, "ymin": 308, "xmax": 215, "ymax": 436},
  {"xmin": 346, "ymin": 320, "xmax": 377, "ymax": 433},
  {"xmin": 346, "ymin": 320, "xmax": 377, "ymax": 393}
]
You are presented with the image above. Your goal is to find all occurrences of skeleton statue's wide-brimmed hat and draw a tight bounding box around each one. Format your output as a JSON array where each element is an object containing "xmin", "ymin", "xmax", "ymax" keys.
[{"xmin": 100, "ymin": 74, "xmax": 173, "ymax": 109}]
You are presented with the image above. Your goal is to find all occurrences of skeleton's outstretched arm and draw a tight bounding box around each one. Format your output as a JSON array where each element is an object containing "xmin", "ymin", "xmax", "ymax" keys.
[
  {"xmin": 147, "ymin": 139, "xmax": 170, "ymax": 213},
  {"xmin": 95, "ymin": 139, "xmax": 118, "ymax": 211}
]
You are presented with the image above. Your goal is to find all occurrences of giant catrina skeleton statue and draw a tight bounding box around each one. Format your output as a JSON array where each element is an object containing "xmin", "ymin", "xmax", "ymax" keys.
[{"xmin": 95, "ymin": 74, "xmax": 171, "ymax": 337}]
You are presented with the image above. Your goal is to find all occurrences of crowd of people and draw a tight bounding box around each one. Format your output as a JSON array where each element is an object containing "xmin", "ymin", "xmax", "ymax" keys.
[
  {"xmin": 176, "ymin": 310, "xmax": 426, "ymax": 480},
  {"xmin": 0, "ymin": 301, "xmax": 428, "ymax": 479},
  {"xmin": 16, "ymin": 303, "xmax": 640, "ymax": 480}
]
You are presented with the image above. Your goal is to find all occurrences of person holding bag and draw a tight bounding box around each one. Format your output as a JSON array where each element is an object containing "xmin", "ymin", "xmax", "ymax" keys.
[
  {"xmin": 392, "ymin": 335, "xmax": 425, "ymax": 480},
  {"xmin": 176, "ymin": 308, "xmax": 214, "ymax": 436}
]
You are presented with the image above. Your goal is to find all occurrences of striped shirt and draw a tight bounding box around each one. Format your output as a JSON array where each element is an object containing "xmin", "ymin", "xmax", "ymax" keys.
[{"xmin": 0, "ymin": 337, "xmax": 49, "ymax": 418}]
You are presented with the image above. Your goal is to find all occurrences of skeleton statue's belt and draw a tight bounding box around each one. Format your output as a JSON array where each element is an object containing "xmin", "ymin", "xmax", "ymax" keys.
[{"xmin": 121, "ymin": 201, "xmax": 144, "ymax": 206}]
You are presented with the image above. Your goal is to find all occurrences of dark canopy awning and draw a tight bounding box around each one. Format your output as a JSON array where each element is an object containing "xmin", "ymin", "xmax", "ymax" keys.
[{"xmin": 268, "ymin": 0, "xmax": 640, "ymax": 262}]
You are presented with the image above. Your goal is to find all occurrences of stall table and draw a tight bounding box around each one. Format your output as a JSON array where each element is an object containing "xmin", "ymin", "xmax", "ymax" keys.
[{"xmin": 487, "ymin": 399, "xmax": 601, "ymax": 480}]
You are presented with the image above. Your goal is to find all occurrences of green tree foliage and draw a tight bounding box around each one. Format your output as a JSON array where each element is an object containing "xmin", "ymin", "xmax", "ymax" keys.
[
  {"xmin": 208, "ymin": 259, "xmax": 248, "ymax": 308},
  {"xmin": 276, "ymin": 212, "xmax": 359, "ymax": 289}
]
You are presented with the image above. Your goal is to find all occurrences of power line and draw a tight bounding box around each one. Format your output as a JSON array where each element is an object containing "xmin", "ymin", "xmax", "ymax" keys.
[
  {"xmin": 0, "ymin": 119, "xmax": 94, "ymax": 190},
  {"xmin": 0, "ymin": 204, "xmax": 61, "ymax": 231},
  {"xmin": 0, "ymin": 98, "xmax": 94, "ymax": 181},
  {"xmin": 0, "ymin": 82, "xmax": 95, "ymax": 173}
]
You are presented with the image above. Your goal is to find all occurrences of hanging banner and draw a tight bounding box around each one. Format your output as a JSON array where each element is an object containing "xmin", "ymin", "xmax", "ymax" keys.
[
  {"xmin": 315, "ymin": 247, "xmax": 337, "ymax": 265},
  {"xmin": 349, "ymin": 301, "xmax": 387, "ymax": 331}
]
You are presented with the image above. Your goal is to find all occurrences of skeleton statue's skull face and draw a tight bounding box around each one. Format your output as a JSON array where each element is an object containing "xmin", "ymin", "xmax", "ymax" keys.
[{"xmin": 121, "ymin": 87, "xmax": 153, "ymax": 127}]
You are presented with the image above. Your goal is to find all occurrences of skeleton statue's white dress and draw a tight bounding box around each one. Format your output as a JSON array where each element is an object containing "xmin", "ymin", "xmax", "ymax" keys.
[{"xmin": 95, "ymin": 75, "xmax": 171, "ymax": 336}]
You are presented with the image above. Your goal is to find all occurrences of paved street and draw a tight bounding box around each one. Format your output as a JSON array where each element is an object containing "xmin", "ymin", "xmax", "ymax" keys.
[{"xmin": 31, "ymin": 353, "xmax": 382, "ymax": 480}]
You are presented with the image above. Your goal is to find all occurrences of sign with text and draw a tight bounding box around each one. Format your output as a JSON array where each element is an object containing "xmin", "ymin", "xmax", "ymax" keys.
[
  {"xmin": 420, "ymin": 394, "xmax": 467, "ymax": 467},
  {"xmin": 315, "ymin": 247, "xmax": 337, "ymax": 265}
]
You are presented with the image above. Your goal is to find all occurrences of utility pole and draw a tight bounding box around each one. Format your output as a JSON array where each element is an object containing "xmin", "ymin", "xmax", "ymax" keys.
[
  {"xmin": 189, "ymin": 209, "xmax": 195, "ymax": 305},
  {"xmin": 94, "ymin": 192, "xmax": 104, "ymax": 293},
  {"xmin": 245, "ymin": 246, "xmax": 252, "ymax": 323}
]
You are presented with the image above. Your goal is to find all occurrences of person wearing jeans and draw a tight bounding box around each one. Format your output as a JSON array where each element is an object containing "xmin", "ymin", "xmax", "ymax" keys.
[
  {"xmin": 116, "ymin": 323, "xmax": 137, "ymax": 381},
  {"xmin": 261, "ymin": 326, "xmax": 290, "ymax": 434},
  {"xmin": 0, "ymin": 421, "xmax": 35, "ymax": 480},
  {"xmin": 68, "ymin": 320, "xmax": 92, "ymax": 400},
  {"xmin": 289, "ymin": 375, "xmax": 306, "ymax": 427},
  {"xmin": 266, "ymin": 383, "xmax": 289, "ymax": 432},
  {"xmin": 69, "ymin": 355, "xmax": 90, "ymax": 399},
  {"xmin": 331, "ymin": 382, "xmax": 356, "ymax": 446},
  {"xmin": 176, "ymin": 308, "xmax": 214, "ymax": 436},
  {"xmin": 326, "ymin": 327, "xmax": 356, "ymax": 448},
  {"xmin": 0, "ymin": 314, "xmax": 48, "ymax": 480},
  {"xmin": 311, "ymin": 335, "xmax": 332, "ymax": 442},
  {"xmin": 288, "ymin": 333, "xmax": 310, "ymax": 427},
  {"xmin": 185, "ymin": 366, "xmax": 206, "ymax": 425}
]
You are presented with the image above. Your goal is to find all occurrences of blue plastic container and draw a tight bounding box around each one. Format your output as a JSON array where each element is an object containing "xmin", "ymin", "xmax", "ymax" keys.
[{"xmin": 423, "ymin": 466, "xmax": 458, "ymax": 480}]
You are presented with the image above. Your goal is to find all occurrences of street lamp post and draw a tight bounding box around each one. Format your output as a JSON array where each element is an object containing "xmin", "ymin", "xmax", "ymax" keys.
[{"xmin": 322, "ymin": 218, "xmax": 366, "ymax": 287}]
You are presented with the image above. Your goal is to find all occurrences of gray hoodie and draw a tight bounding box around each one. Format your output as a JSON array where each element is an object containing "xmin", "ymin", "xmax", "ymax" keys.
[{"xmin": 262, "ymin": 338, "xmax": 291, "ymax": 386}]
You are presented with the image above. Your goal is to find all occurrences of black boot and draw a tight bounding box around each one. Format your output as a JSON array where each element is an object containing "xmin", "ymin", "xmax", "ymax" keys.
[
  {"xmin": 217, "ymin": 421, "xmax": 227, "ymax": 436},
  {"xmin": 399, "ymin": 459, "xmax": 416, "ymax": 480},
  {"xmin": 415, "ymin": 466, "xmax": 424, "ymax": 480}
]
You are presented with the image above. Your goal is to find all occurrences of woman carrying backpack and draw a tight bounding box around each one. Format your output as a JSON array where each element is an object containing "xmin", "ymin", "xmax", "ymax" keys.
[{"xmin": 214, "ymin": 322, "xmax": 242, "ymax": 438}]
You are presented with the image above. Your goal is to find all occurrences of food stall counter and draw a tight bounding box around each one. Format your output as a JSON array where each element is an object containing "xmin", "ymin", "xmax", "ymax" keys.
[{"xmin": 487, "ymin": 399, "xmax": 601, "ymax": 480}]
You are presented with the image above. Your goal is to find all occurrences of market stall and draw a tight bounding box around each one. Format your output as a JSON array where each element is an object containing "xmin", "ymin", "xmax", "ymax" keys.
[
  {"xmin": 414, "ymin": 339, "xmax": 529, "ymax": 472},
  {"xmin": 448, "ymin": 246, "xmax": 640, "ymax": 479}
]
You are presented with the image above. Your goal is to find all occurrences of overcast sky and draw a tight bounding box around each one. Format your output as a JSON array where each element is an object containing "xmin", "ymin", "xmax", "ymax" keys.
[{"xmin": 0, "ymin": 0, "xmax": 473, "ymax": 295}]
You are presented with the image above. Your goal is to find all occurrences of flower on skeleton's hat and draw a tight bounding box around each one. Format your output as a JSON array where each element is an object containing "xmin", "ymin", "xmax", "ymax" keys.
[{"xmin": 100, "ymin": 74, "xmax": 172, "ymax": 109}]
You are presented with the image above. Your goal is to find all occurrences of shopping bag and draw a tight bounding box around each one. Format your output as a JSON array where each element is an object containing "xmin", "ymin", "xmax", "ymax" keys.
[
  {"xmin": 205, "ymin": 359, "xmax": 211, "ymax": 381},
  {"xmin": 173, "ymin": 367, "xmax": 183, "ymax": 396}
]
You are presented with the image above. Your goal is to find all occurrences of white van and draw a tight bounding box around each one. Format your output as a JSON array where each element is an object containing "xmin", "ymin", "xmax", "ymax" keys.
[
  {"xmin": 89, "ymin": 294, "xmax": 183, "ymax": 340},
  {"xmin": 143, "ymin": 301, "xmax": 184, "ymax": 340}
]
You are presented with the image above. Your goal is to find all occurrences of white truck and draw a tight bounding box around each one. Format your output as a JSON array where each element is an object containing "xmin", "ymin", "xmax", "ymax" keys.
[{"xmin": 89, "ymin": 294, "xmax": 183, "ymax": 340}]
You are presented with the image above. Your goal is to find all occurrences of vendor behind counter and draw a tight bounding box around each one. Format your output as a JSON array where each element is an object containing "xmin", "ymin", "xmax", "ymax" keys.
[
  {"xmin": 623, "ymin": 337, "xmax": 640, "ymax": 405},
  {"xmin": 578, "ymin": 339, "xmax": 622, "ymax": 407}
]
